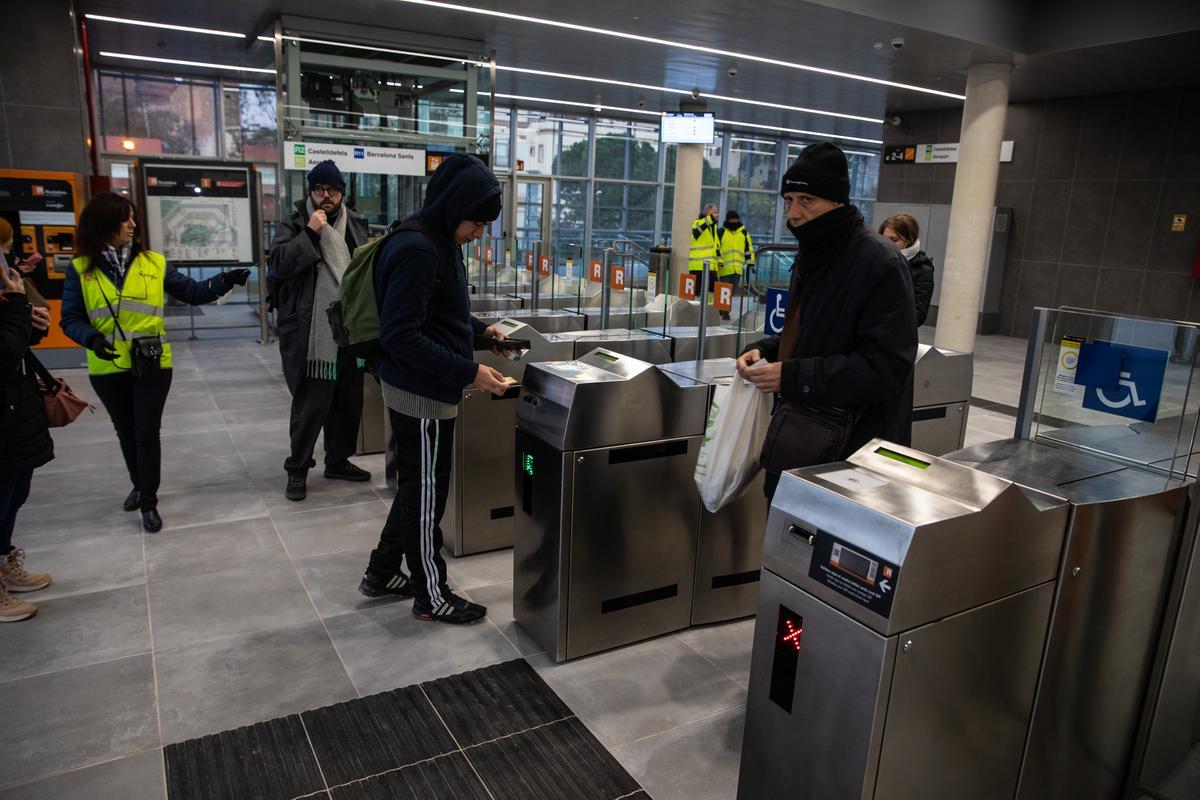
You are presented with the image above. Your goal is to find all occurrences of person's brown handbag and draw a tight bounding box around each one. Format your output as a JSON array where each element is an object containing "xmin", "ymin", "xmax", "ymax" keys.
[
  {"xmin": 24, "ymin": 351, "xmax": 92, "ymax": 427},
  {"xmin": 759, "ymin": 400, "xmax": 862, "ymax": 475}
]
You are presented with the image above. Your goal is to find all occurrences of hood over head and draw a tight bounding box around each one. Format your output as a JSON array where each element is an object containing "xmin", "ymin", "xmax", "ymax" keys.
[{"xmin": 414, "ymin": 154, "xmax": 502, "ymax": 241}]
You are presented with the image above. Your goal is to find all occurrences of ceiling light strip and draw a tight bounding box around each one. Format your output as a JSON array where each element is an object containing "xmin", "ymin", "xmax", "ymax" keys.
[
  {"xmin": 85, "ymin": 13, "xmax": 251, "ymax": 40},
  {"xmin": 496, "ymin": 65, "xmax": 880, "ymax": 124},
  {"xmin": 99, "ymin": 51, "xmax": 276, "ymax": 75},
  {"xmin": 393, "ymin": 0, "xmax": 965, "ymax": 100},
  {"xmin": 715, "ymin": 117, "xmax": 882, "ymax": 145}
]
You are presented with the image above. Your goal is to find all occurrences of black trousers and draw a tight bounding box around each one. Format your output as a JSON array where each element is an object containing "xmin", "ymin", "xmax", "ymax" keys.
[
  {"xmin": 285, "ymin": 351, "xmax": 363, "ymax": 473},
  {"xmin": 0, "ymin": 469, "xmax": 33, "ymax": 554},
  {"xmin": 369, "ymin": 412, "xmax": 455, "ymax": 605},
  {"xmin": 90, "ymin": 368, "xmax": 173, "ymax": 509}
]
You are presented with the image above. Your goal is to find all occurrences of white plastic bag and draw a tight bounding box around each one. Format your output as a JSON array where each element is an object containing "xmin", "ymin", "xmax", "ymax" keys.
[{"xmin": 694, "ymin": 376, "xmax": 772, "ymax": 512}]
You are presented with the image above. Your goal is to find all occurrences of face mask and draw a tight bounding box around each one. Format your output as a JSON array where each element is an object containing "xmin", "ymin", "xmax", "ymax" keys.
[{"xmin": 725, "ymin": 220, "xmax": 740, "ymax": 231}]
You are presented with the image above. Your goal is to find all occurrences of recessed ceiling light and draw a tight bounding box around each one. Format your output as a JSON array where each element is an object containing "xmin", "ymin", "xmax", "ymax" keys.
[
  {"xmin": 391, "ymin": 0, "xmax": 965, "ymax": 100},
  {"xmin": 85, "ymin": 14, "xmax": 259, "ymax": 41},
  {"xmin": 99, "ymin": 51, "xmax": 276, "ymax": 74}
]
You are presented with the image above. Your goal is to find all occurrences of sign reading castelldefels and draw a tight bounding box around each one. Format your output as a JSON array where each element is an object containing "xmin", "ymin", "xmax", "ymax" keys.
[{"xmin": 285, "ymin": 141, "xmax": 425, "ymax": 177}]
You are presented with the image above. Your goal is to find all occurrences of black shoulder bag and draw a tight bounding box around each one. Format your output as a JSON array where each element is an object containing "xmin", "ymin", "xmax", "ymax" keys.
[
  {"xmin": 759, "ymin": 401, "xmax": 863, "ymax": 476},
  {"xmin": 97, "ymin": 281, "xmax": 163, "ymax": 377}
]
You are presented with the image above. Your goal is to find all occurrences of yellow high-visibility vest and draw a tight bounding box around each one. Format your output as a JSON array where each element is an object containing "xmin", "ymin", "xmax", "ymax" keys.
[
  {"xmin": 717, "ymin": 225, "xmax": 755, "ymax": 277},
  {"xmin": 688, "ymin": 216, "xmax": 721, "ymax": 273},
  {"xmin": 72, "ymin": 252, "xmax": 172, "ymax": 375}
]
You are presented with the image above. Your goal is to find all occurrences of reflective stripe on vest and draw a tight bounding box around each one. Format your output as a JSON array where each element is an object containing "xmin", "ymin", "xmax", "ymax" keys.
[
  {"xmin": 73, "ymin": 252, "xmax": 173, "ymax": 375},
  {"xmin": 717, "ymin": 227, "xmax": 754, "ymax": 277}
]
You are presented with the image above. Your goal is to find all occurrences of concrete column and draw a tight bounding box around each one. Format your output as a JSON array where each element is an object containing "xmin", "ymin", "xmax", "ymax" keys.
[
  {"xmin": 669, "ymin": 143, "xmax": 704, "ymax": 287},
  {"xmin": 933, "ymin": 62, "xmax": 1012, "ymax": 354}
]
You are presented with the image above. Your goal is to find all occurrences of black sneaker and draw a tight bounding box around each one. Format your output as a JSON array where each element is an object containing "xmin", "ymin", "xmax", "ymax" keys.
[
  {"xmin": 123, "ymin": 488, "xmax": 140, "ymax": 512},
  {"xmin": 413, "ymin": 592, "xmax": 487, "ymax": 625},
  {"xmin": 286, "ymin": 472, "xmax": 307, "ymax": 501},
  {"xmin": 324, "ymin": 461, "xmax": 371, "ymax": 482},
  {"xmin": 359, "ymin": 570, "xmax": 416, "ymax": 598}
]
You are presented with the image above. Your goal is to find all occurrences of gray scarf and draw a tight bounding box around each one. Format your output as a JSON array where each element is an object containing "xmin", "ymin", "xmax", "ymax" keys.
[{"xmin": 306, "ymin": 198, "xmax": 351, "ymax": 380}]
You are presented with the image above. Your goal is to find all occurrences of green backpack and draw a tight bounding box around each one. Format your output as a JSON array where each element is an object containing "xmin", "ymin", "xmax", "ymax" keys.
[{"xmin": 327, "ymin": 219, "xmax": 422, "ymax": 359}]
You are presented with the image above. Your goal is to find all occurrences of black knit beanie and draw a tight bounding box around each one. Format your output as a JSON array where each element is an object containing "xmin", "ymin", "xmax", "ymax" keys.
[
  {"xmin": 306, "ymin": 160, "xmax": 346, "ymax": 193},
  {"xmin": 780, "ymin": 142, "xmax": 850, "ymax": 205}
]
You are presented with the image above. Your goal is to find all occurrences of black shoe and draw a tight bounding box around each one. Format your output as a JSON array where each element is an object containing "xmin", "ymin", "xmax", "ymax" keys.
[
  {"xmin": 141, "ymin": 508, "xmax": 162, "ymax": 533},
  {"xmin": 123, "ymin": 488, "xmax": 141, "ymax": 512},
  {"xmin": 358, "ymin": 570, "xmax": 416, "ymax": 598},
  {"xmin": 286, "ymin": 472, "xmax": 307, "ymax": 501},
  {"xmin": 324, "ymin": 460, "xmax": 371, "ymax": 482},
  {"xmin": 413, "ymin": 592, "xmax": 487, "ymax": 625}
]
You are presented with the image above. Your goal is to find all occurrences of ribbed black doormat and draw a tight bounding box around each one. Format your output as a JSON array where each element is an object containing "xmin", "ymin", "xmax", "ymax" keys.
[{"xmin": 163, "ymin": 658, "xmax": 651, "ymax": 800}]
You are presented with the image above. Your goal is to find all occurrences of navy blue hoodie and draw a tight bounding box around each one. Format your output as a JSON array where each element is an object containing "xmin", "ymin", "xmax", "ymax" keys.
[{"xmin": 373, "ymin": 154, "xmax": 500, "ymax": 404}]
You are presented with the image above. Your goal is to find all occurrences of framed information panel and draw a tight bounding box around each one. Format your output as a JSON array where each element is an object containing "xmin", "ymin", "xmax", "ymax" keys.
[{"xmin": 138, "ymin": 161, "xmax": 260, "ymax": 265}]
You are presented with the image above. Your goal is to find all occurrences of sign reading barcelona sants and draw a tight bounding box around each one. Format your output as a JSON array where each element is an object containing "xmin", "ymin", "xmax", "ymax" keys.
[{"xmin": 285, "ymin": 141, "xmax": 425, "ymax": 177}]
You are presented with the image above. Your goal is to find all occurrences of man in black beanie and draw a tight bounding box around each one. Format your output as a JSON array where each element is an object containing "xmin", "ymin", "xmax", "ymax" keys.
[
  {"xmin": 736, "ymin": 142, "xmax": 917, "ymax": 499},
  {"xmin": 358, "ymin": 153, "xmax": 509, "ymax": 625},
  {"xmin": 268, "ymin": 159, "xmax": 372, "ymax": 501}
]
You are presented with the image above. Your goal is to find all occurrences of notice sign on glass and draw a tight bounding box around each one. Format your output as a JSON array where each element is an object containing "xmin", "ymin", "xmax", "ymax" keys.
[{"xmin": 142, "ymin": 163, "xmax": 255, "ymax": 264}]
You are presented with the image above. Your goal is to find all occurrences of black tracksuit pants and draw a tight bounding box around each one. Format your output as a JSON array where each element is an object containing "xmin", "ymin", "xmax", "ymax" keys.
[
  {"xmin": 368, "ymin": 411, "xmax": 454, "ymax": 606},
  {"xmin": 284, "ymin": 350, "xmax": 363, "ymax": 473},
  {"xmin": 90, "ymin": 368, "xmax": 173, "ymax": 510}
]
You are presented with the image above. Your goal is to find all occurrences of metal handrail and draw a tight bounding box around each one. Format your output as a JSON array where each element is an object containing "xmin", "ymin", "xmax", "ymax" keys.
[
  {"xmin": 747, "ymin": 242, "xmax": 799, "ymax": 298},
  {"xmin": 611, "ymin": 238, "xmax": 651, "ymax": 256}
]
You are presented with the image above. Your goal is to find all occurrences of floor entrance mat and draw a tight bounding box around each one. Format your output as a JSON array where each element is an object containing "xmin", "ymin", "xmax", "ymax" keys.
[{"xmin": 163, "ymin": 658, "xmax": 652, "ymax": 800}]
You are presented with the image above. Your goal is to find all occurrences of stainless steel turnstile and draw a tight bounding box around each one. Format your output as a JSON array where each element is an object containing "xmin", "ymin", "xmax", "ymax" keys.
[
  {"xmin": 660, "ymin": 358, "xmax": 767, "ymax": 624},
  {"xmin": 657, "ymin": 326, "xmax": 741, "ymax": 361},
  {"xmin": 472, "ymin": 308, "xmax": 586, "ymax": 333},
  {"xmin": 443, "ymin": 319, "xmax": 575, "ymax": 557},
  {"xmin": 911, "ymin": 343, "xmax": 973, "ymax": 455},
  {"xmin": 514, "ymin": 349, "xmax": 709, "ymax": 661},
  {"xmin": 739, "ymin": 440, "xmax": 1068, "ymax": 800},
  {"xmin": 468, "ymin": 293, "xmax": 523, "ymax": 313},
  {"xmin": 356, "ymin": 373, "xmax": 387, "ymax": 455},
  {"xmin": 541, "ymin": 329, "xmax": 674, "ymax": 364}
]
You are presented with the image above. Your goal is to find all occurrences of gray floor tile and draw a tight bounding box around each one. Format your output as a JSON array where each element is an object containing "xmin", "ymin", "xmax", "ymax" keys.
[
  {"xmin": 674, "ymin": 619, "xmax": 756, "ymax": 689},
  {"xmin": 19, "ymin": 532, "xmax": 146, "ymax": 603},
  {"xmin": 294, "ymin": 548, "xmax": 408, "ymax": 619},
  {"xmin": 256, "ymin": 472, "xmax": 383, "ymax": 515},
  {"xmin": 156, "ymin": 620, "xmax": 357, "ymax": 744},
  {"xmin": 144, "ymin": 516, "xmax": 288, "ymax": 583},
  {"xmin": 211, "ymin": 387, "xmax": 293, "ymax": 412},
  {"xmin": 161, "ymin": 391, "xmax": 219, "ymax": 415},
  {"xmin": 0, "ymin": 585, "xmax": 150, "ymax": 681},
  {"xmin": 10, "ymin": 496, "xmax": 142, "ymax": 547},
  {"xmin": 0, "ymin": 655, "xmax": 158, "ymax": 789},
  {"xmin": 157, "ymin": 410, "xmax": 230, "ymax": 439},
  {"xmin": 446, "ymin": 548, "xmax": 514, "ymax": 591},
  {"xmin": 324, "ymin": 603, "xmax": 520, "ymax": 696},
  {"xmin": 272, "ymin": 500, "xmax": 389, "ymax": 560},
  {"xmin": 226, "ymin": 421, "xmax": 293, "ymax": 455},
  {"xmin": 529, "ymin": 635, "xmax": 747, "ymax": 748},
  {"xmin": 152, "ymin": 479, "xmax": 269, "ymax": 533},
  {"xmin": 0, "ymin": 749, "xmax": 165, "ymax": 800},
  {"xmin": 613, "ymin": 706, "xmax": 745, "ymax": 800},
  {"xmin": 46, "ymin": 417, "xmax": 122, "ymax": 447},
  {"xmin": 157, "ymin": 454, "xmax": 252, "ymax": 492},
  {"xmin": 23, "ymin": 466, "xmax": 134, "ymax": 510},
  {"xmin": 148, "ymin": 561, "xmax": 317, "ymax": 652},
  {"xmin": 459, "ymin": 581, "xmax": 544, "ymax": 657}
]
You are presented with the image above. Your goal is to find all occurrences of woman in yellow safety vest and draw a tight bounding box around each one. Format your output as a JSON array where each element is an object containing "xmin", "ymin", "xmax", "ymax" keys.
[
  {"xmin": 716, "ymin": 209, "xmax": 755, "ymax": 320},
  {"xmin": 60, "ymin": 193, "xmax": 250, "ymax": 532}
]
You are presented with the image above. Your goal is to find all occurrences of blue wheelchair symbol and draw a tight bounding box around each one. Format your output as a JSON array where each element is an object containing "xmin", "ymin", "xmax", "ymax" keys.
[
  {"xmin": 1076, "ymin": 341, "xmax": 1168, "ymax": 423},
  {"xmin": 765, "ymin": 288, "xmax": 789, "ymax": 336}
]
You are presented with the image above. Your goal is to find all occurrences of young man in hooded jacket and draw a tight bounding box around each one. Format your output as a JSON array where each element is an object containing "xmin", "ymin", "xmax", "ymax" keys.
[{"xmin": 358, "ymin": 154, "xmax": 509, "ymax": 625}]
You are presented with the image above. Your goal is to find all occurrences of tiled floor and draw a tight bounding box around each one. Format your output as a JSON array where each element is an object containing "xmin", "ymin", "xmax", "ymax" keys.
[{"xmin": 0, "ymin": 327, "xmax": 1026, "ymax": 800}]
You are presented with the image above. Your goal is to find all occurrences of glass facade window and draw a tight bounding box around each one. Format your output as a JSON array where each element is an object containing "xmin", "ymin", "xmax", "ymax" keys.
[
  {"xmin": 491, "ymin": 106, "xmax": 511, "ymax": 170},
  {"xmin": 99, "ymin": 71, "xmax": 219, "ymax": 156},
  {"xmin": 222, "ymin": 84, "xmax": 277, "ymax": 162},
  {"xmin": 551, "ymin": 179, "xmax": 588, "ymax": 249},
  {"xmin": 725, "ymin": 190, "xmax": 778, "ymax": 245},
  {"xmin": 593, "ymin": 118, "xmax": 659, "ymax": 181},
  {"xmin": 592, "ymin": 181, "xmax": 657, "ymax": 248},
  {"xmin": 514, "ymin": 110, "xmax": 589, "ymax": 176},
  {"xmin": 728, "ymin": 136, "xmax": 778, "ymax": 191},
  {"xmin": 663, "ymin": 138, "xmax": 723, "ymax": 189}
]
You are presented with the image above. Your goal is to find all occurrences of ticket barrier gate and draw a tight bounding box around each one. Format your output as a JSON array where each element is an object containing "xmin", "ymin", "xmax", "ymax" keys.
[
  {"xmin": 541, "ymin": 329, "xmax": 673, "ymax": 364},
  {"xmin": 473, "ymin": 308, "xmax": 586, "ymax": 334},
  {"xmin": 660, "ymin": 358, "xmax": 767, "ymax": 624},
  {"xmin": 910, "ymin": 344, "xmax": 973, "ymax": 455},
  {"xmin": 514, "ymin": 349, "xmax": 710, "ymax": 660},
  {"xmin": 739, "ymin": 441, "xmax": 1069, "ymax": 800},
  {"xmin": 657, "ymin": 326, "xmax": 741, "ymax": 361},
  {"xmin": 443, "ymin": 319, "xmax": 575, "ymax": 557},
  {"xmin": 469, "ymin": 293, "xmax": 522, "ymax": 313}
]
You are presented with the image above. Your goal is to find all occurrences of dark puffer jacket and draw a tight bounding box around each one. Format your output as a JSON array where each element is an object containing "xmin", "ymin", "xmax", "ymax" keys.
[
  {"xmin": 908, "ymin": 250, "xmax": 935, "ymax": 327},
  {"xmin": 0, "ymin": 295, "xmax": 53, "ymax": 475}
]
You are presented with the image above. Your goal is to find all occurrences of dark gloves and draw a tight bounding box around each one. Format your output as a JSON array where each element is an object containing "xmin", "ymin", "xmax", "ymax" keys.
[
  {"xmin": 221, "ymin": 269, "xmax": 252, "ymax": 289},
  {"xmin": 87, "ymin": 333, "xmax": 119, "ymax": 361}
]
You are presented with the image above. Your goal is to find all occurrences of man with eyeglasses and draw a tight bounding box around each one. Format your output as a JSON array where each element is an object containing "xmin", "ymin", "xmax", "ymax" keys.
[
  {"xmin": 268, "ymin": 160, "xmax": 372, "ymax": 501},
  {"xmin": 736, "ymin": 142, "xmax": 917, "ymax": 500}
]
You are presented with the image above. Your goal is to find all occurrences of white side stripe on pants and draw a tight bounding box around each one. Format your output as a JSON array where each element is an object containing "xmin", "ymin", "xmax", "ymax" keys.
[{"xmin": 420, "ymin": 419, "xmax": 444, "ymax": 608}]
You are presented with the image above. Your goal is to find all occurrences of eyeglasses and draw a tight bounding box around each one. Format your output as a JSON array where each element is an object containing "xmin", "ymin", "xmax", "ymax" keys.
[{"xmin": 311, "ymin": 185, "xmax": 343, "ymax": 197}]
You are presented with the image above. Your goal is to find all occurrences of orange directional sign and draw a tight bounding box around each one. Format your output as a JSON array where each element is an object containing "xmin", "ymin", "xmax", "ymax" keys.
[
  {"xmin": 539, "ymin": 255, "xmax": 551, "ymax": 276},
  {"xmin": 525, "ymin": 252, "xmax": 534, "ymax": 271},
  {"xmin": 589, "ymin": 260, "xmax": 603, "ymax": 283},
  {"xmin": 485, "ymin": 247, "xmax": 494, "ymax": 265},
  {"xmin": 679, "ymin": 273, "xmax": 697, "ymax": 300},
  {"xmin": 714, "ymin": 281, "xmax": 734, "ymax": 312},
  {"xmin": 611, "ymin": 265, "xmax": 626, "ymax": 290}
]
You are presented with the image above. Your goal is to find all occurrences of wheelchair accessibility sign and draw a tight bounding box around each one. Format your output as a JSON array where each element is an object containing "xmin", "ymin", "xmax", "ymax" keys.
[
  {"xmin": 1075, "ymin": 341, "xmax": 1169, "ymax": 423},
  {"xmin": 765, "ymin": 288, "xmax": 789, "ymax": 335}
]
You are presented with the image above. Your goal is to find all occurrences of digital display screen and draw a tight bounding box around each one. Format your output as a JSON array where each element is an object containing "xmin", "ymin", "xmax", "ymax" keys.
[
  {"xmin": 661, "ymin": 112, "xmax": 716, "ymax": 144},
  {"xmin": 501, "ymin": 319, "xmax": 519, "ymax": 328},
  {"xmin": 594, "ymin": 352, "xmax": 619, "ymax": 363},
  {"xmin": 769, "ymin": 605, "xmax": 804, "ymax": 713},
  {"xmin": 875, "ymin": 446, "xmax": 930, "ymax": 469},
  {"xmin": 831, "ymin": 543, "xmax": 877, "ymax": 585},
  {"xmin": 522, "ymin": 453, "xmax": 535, "ymax": 477}
]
